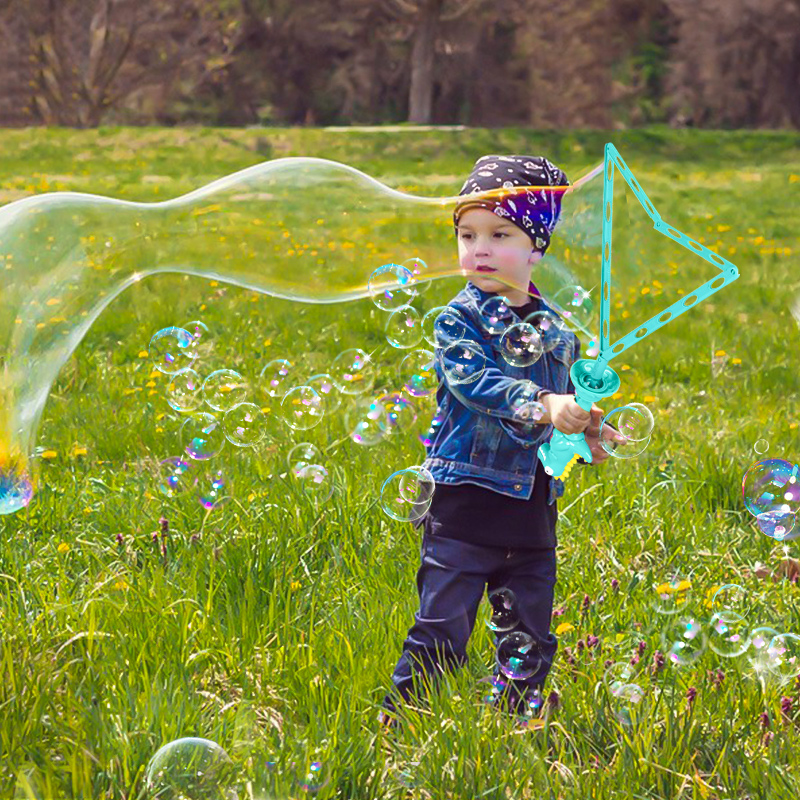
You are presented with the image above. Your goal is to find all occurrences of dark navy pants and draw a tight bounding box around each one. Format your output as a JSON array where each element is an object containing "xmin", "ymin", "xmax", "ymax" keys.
[{"xmin": 382, "ymin": 524, "xmax": 558, "ymax": 717}]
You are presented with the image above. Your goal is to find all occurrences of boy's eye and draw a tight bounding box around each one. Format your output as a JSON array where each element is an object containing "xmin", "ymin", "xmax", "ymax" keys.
[{"xmin": 460, "ymin": 233, "xmax": 506, "ymax": 239}]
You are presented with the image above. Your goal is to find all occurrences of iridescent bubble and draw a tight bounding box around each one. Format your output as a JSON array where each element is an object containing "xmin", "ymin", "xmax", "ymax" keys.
[
  {"xmin": 292, "ymin": 760, "xmax": 331, "ymax": 796},
  {"xmin": 442, "ymin": 340, "xmax": 487, "ymax": 386},
  {"xmin": 506, "ymin": 381, "xmax": 547, "ymax": 427},
  {"xmin": 707, "ymin": 612, "xmax": 751, "ymax": 658},
  {"xmin": 399, "ymin": 349, "xmax": 437, "ymax": 398},
  {"xmin": 603, "ymin": 661, "xmax": 635, "ymax": 690},
  {"xmin": 144, "ymin": 737, "xmax": 240, "ymax": 800},
  {"xmin": 367, "ymin": 263, "xmax": 416, "ymax": 311},
  {"xmin": 331, "ymin": 348, "xmax": 376, "ymax": 396},
  {"xmin": 222, "ymin": 402, "xmax": 267, "ymax": 447},
  {"xmin": 196, "ymin": 469, "xmax": 230, "ymax": 511},
  {"xmin": 158, "ymin": 456, "xmax": 196, "ymax": 498},
  {"xmin": 380, "ymin": 466, "xmax": 434, "ymax": 522},
  {"xmin": 294, "ymin": 464, "xmax": 334, "ymax": 502},
  {"xmin": 756, "ymin": 510, "xmax": 798, "ymax": 541},
  {"xmin": 599, "ymin": 405, "xmax": 653, "ymax": 459},
  {"xmin": 477, "ymin": 296, "xmax": 514, "ymax": 335},
  {"xmin": 754, "ymin": 438, "xmax": 769, "ymax": 455},
  {"xmin": 652, "ymin": 572, "xmax": 693, "ymax": 615},
  {"xmin": 610, "ymin": 683, "xmax": 645, "ymax": 728},
  {"xmin": 418, "ymin": 409, "xmax": 450, "ymax": 448},
  {"xmin": 742, "ymin": 459, "xmax": 800, "ymax": 518},
  {"xmin": 499, "ymin": 323, "xmax": 543, "ymax": 368},
  {"xmin": 202, "ymin": 369, "xmax": 249, "ymax": 413},
  {"xmin": 385, "ymin": 304, "xmax": 422, "ymax": 349},
  {"xmin": 259, "ymin": 359, "xmax": 294, "ymax": 400},
  {"xmin": 552, "ymin": 284, "xmax": 594, "ymax": 329},
  {"xmin": 166, "ymin": 368, "xmax": 203, "ymax": 413},
  {"xmin": 422, "ymin": 305, "xmax": 468, "ymax": 348},
  {"xmin": 661, "ymin": 617, "xmax": 707, "ymax": 666},
  {"xmin": 486, "ymin": 588, "xmax": 520, "ymax": 632},
  {"xmin": 287, "ymin": 442, "xmax": 324, "ymax": 476},
  {"xmin": 748, "ymin": 626, "xmax": 782, "ymax": 675},
  {"xmin": 281, "ymin": 385, "xmax": 324, "ymax": 431},
  {"xmin": 711, "ymin": 583, "xmax": 750, "ymax": 622},
  {"xmin": 497, "ymin": 631, "xmax": 546, "ymax": 680},
  {"xmin": 306, "ymin": 373, "xmax": 342, "ymax": 414},
  {"xmin": 0, "ymin": 467, "xmax": 33, "ymax": 515},
  {"xmin": 345, "ymin": 396, "xmax": 388, "ymax": 446},
  {"xmin": 402, "ymin": 257, "xmax": 431, "ymax": 295},
  {"xmin": 377, "ymin": 392, "xmax": 417, "ymax": 437},
  {"xmin": 766, "ymin": 633, "xmax": 800, "ymax": 682},
  {"xmin": 183, "ymin": 319, "xmax": 213, "ymax": 360},
  {"xmin": 149, "ymin": 327, "xmax": 198, "ymax": 375},
  {"xmin": 521, "ymin": 310, "xmax": 569, "ymax": 353},
  {"xmin": 181, "ymin": 412, "xmax": 226, "ymax": 460}
]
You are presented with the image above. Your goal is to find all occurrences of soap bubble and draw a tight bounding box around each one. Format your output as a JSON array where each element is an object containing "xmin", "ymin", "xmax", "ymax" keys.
[
  {"xmin": 380, "ymin": 466, "xmax": 434, "ymax": 522},
  {"xmin": 181, "ymin": 412, "xmax": 226, "ymax": 460},
  {"xmin": 305, "ymin": 373, "xmax": 342, "ymax": 414},
  {"xmin": 418, "ymin": 409, "xmax": 451, "ymax": 447},
  {"xmin": 742, "ymin": 459, "xmax": 800, "ymax": 518},
  {"xmin": 766, "ymin": 633, "xmax": 800, "ymax": 682},
  {"xmin": 499, "ymin": 323, "xmax": 543, "ymax": 367},
  {"xmin": 376, "ymin": 392, "xmax": 417, "ymax": 437},
  {"xmin": 385, "ymin": 304, "xmax": 422, "ymax": 349},
  {"xmin": 167, "ymin": 368, "xmax": 203, "ymax": 413},
  {"xmin": 331, "ymin": 349, "xmax": 376, "ymax": 396},
  {"xmin": 599, "ymin": 404, "xmax": 653, "ymax": 458},
  {"xmin": 506, "ymin": 381, "xmax": 546, "ymax": 426},
  {"xmin": 661, "ymin": 617, "xmax": 707, "ymax": 666},
  {"xmin": 0, "ymin": 467, "xmax": 33, "ymax": 516},
  {"xmin": 345, "ymin": 396, "xmax": 388, "ymax": 445},
  {"xmin": 748, "ymin": 626, "xmax": 781, "ymax": 674},
  {"xmin": 281, "ymin": 385, "xmax": 324, "ymax": 431},
  {"xmin": 477, "ymin": 296, "xmax": 514, "ymax": 335},
  {"xmin": 603, "ymin": 661, "xmax": 635, "ymax": 691},
  {"xmin": 652, "ymin": 572, "xmax": 693, "ymax": 615},
  {"xmin": 399, "ymin": 349, "xmax": 437, "ymax": 398},
  {"xmin": 196, "ymin": 469, "xmax": 230, "ymax": 511},
  {"xmin": 756, "ymin": 510, "xmax": 798, "ymax": 541},
  {"xmin": 259, "ymin": 359, "xmax": 294, "ymax": 401},
  {"xmin": 552, "ymin": 284, "xmax": 594, "ymax": 328},
  {"xmin": 486, "ymin": 588, "xmax": 520, "ymax": 632},
  {"xmin": 402, "ymin": 257, "xmax": 431, "ymax": 295},
  {"xmin": 144, "ymin": 736, "xmax": 240, "ymax": 800},
  {"xmin": 610, "ymin": 683, "xmax": 645, "ymax": 728},
  {"xmin": 294, "ymin": 464, "xmax": 334, "ymax": 502},
  {"xmin": 521, "ymin": 310, "xmax": 569, "ymax": 353},
  {"xmin": 0, "ymin": 157, "xmax": 610, "ymax": 515},
  {"xmin": 442, "ymin": 340, "xmax": 487, "ymax": 386},
  {"xmin": 183, "ymin": 319, "xmax": 213, "ymax": 360},
  {"xmin": 292, "ymin": 760, "xmax": 331, "ymax": 796},
  {"xmin": 367, "ymin": 263, "xmax": 416, "ymax": 311},
  {"xmin": 710, "ymin": 583, "xmax": 750, "ymax": 622},
  {"xmin": 158, "ymin": 456, "xmax": 196, "ymax": 498},
  {"xmin": 422, "ymin": 305, "xmax": 468, "ymax": 348},
  {"xmin": 202, "ymin": 369, "xmax": 249, "ymax": 413},
  {"xmin": 222, "ymin": 402, "xmax": 267, "ymax": 447},
  {"xmin": 150, "ymin": 327, "xmax": 198, "ymax": 375},
  {"xmin": 287, "ymin": 443, "xmax": 324, "ymax": 476},
  {"xmin": 754, "ymin": 438, "xmax": 769, "ymax": 455},
  {"xmin": 497, "ymin": 631, "xmax": 546, "ymax": 680},
  {"xmin": 707, "ymin": 612, "xmax": 751, "ymax": 657}
]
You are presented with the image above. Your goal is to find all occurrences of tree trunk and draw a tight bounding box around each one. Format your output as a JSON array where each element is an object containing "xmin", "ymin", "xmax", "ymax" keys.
[{"xmin": 407, "ymin": 0, "xmax": 442, "ymax": 123}]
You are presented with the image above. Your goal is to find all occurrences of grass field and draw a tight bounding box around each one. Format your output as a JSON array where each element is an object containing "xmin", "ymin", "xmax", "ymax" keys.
[{"xmin": 1, "ymin": 124, "xmax": 800, "ymax": 799}]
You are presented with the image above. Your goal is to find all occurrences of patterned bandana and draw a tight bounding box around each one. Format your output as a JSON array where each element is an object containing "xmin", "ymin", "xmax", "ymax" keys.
[{"xmin": 453, "ymin": 155, "xmax": 570, "ymax": 254}]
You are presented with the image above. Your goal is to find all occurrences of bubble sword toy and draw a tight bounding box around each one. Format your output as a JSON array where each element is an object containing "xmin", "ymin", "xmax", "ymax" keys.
[{"xmin": 537, "ymin": 142, "xmax": 741, "ymax": 481}]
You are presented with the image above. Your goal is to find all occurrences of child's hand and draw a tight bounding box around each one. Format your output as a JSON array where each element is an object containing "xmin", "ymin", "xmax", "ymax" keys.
[
  {"xmin": 584, "ymin": 404, "xmax": 629, "ymax": 465},
  {"xmin": 542, "ymin": 394, "xmax": 591, "ymax": 435}
]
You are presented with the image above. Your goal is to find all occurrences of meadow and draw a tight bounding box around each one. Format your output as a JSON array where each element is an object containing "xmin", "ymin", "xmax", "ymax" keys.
[{"xmin": 0, "ymin": 124, "xmax": 799, "ymax": 799}]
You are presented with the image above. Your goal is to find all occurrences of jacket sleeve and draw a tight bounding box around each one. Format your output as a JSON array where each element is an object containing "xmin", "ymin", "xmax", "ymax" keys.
[{"xmin": 435, "ymin": 306, "xmax": 554, "ymax": 445}]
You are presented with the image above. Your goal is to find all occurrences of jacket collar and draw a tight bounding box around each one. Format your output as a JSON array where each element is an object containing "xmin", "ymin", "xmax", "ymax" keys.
[{"xmin": 461, "ymin": 280, "xmax": 556, "ymax": 316}]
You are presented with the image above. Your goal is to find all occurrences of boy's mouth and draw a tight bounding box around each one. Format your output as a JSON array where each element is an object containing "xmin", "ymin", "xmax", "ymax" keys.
[{"xmin": 475, "ymin": 266, "xmax": 497, "ymax": 273}]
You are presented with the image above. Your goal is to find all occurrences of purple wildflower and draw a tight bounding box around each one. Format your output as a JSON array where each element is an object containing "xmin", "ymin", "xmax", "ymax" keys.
[
  {"xmin": 611, "ymin": 578, "xmax": 619, "ymax": 591},
  {"xmin": 637, "ymin": 640, "xmax": 647, "ymax": 657},
  {"xmin": 759, "ymin": 711, "xmax": 770, "ymax": 730},
  {"xmin": 781, "ymin": 696, "xmax": 792, "ymax": 719},
  {"xmin": 686, "ymin": 686, "xmax": 698, "ymax": 707},
  {"xmin": 582, "ymin": 594, "xmax": 591, "ymax": 611},
  {"xmin": 547, "ymin": 690, "xmax": 560, "ymax": 710},
  {"xmin": 652, "ymin": 650, "xmax": 665, "ymax": 673},
  {"xmin": 630, "ymin": 654, "xmax": 640, "ymax": 667},
  {"xmin": 604, "ymin": 659, "xmax": 613, "ymax": 669},
  {"xmin": 115, "ymin": 532, "xmax": 124, "ymax": 546},
  {"xmin": 160, "ymin": 516, "xmax": 169, "ymax": 534},
  {"xmin": 587, "ymin": 634, "xmax": 599, "ymax": 649}
]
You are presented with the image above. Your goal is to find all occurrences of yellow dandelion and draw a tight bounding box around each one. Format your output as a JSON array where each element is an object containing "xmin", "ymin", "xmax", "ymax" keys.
[
  {"xmin": 71, "ymin": 446, "xmax": 87, "ymax": 457},
  {"xmin": 138, "ymin": 350, "xmax": 149, "ymax": 358},
  {"xmin": 290, "ymin": 580, "xmax": 302, "ymax": 592},
  {"xmin": 555, "ymin": 622, "xmax": 574, "ymax": 635},
  {"xmin": 41, "ymin": 450, "xmax": 57, "ymax": 460},
  {"xmin": 714, "ymin": 350, "xmax": 727, "ymax": 357},
  {"xmin": 57, "ymin": 542, "xmax": 70, "ymax": 553},
  {"xmin": 114, "ymin": 580, "xmax": 129, "ymax": 591}
]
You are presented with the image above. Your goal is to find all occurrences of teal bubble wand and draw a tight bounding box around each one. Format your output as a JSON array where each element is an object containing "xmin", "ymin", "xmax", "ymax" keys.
[{"xmin": 537, "ymin": 143, "xmax": 740, "ymax": 481}]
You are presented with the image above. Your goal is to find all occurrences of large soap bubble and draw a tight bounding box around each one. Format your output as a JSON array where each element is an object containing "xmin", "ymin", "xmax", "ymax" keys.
[{"xmin": 0, "ymin": 156, "xmax": 621, "ymax": 514}]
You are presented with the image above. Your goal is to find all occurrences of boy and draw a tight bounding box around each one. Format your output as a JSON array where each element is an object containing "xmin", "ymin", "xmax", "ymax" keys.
[{"xmin": 378, "ymin": 155, "xmax": 625, "ymax": 732}]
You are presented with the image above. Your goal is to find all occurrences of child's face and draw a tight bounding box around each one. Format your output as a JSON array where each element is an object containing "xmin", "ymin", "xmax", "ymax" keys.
[{"xmin": 456, "ymin": 208, "xmax": 543, "ymax": 304}]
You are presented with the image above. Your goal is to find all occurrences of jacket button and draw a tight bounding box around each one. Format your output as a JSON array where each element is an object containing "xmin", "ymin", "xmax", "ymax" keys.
[{"xmin": 514, "ymin": 483, "xmax": 522, "ymax": 491}]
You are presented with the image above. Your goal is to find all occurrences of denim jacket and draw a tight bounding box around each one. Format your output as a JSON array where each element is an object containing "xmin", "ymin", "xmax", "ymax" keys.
[{"xmin": 417, "ymin": 280, "xmax": 581, "ymax": 519}]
